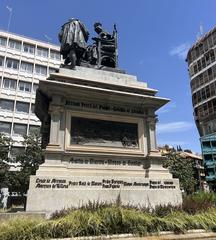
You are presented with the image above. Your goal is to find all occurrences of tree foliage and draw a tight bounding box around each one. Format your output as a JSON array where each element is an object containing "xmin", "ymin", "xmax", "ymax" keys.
[
  {"xmin": 163, "ymin": 151, "xmax": 197, "ymax": 194},
  {"xmin": 0, "ymin": 133, "xmax": 12, "ymax": 188},
  {"xmin": 8, "ymin": 132, "xmax": 44, "ymax": 195}
]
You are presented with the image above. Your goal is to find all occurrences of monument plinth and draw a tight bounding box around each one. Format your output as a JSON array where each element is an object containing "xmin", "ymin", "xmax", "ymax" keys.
[
  {"xmin": 26, "ymin": 19, "xmax": 182, "ymax": 212},
  {"xmin": 26, "ymin": 66, "xmax": 182, "ymax": 212}
]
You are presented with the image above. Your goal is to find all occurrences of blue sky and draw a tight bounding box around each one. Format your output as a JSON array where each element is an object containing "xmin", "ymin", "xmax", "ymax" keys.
[{"xmin": 0, "ymin": 0, "xmax": 215, "ymax": 153}]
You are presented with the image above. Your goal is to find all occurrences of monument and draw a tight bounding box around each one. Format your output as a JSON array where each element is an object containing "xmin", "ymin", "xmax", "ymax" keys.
[{"xmin": 26, "ymin": 19, "xmax": 182, "ymax": 212}]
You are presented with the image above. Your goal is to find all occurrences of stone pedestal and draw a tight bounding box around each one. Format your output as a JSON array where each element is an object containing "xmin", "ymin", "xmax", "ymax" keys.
[{"xmin": 26, "ymin": 67, "xmax": 182, "ymax": 212}]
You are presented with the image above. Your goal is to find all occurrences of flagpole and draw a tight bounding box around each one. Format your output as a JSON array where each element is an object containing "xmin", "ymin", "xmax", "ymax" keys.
[{"xmin": 6, "ymin": 6, "xmax": 12, "ymax": 32}]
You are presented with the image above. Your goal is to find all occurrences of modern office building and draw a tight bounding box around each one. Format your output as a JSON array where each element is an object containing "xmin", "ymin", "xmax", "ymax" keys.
[
  {"xmin": 187, "ymin": 26, "xmax": 216, "ymax": 189},
  {"xmin": 0, "ymin": 30, "xmax": 61, "ymax": 161}
]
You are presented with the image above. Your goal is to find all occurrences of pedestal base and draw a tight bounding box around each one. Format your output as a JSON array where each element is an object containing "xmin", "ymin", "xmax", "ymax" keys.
[
  {"xmin": 147, "ymin": 150, "xmax": 173, "ymax": 179},
  {"xmin": 26, "ymin": 170, "xmax": 182, "ymax": 212}
]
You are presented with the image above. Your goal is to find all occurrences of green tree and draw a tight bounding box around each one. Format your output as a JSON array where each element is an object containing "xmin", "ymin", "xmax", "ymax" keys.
[
  {"xmin": 163, "ymin": 151, "xmax": 197, "ymax": 194},
  {"xmin": 0, "ymin": 133, "xmax": 12, "ymax": 188},
  {"xmin": 8, "ymin": 132, "xmax": 44, "ymax": 195}
]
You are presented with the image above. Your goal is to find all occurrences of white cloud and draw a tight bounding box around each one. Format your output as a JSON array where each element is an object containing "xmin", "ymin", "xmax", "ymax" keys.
[
  {"xmin": 157, "ymin": 121, "xmax": 194, "ymax": 134},
  {"xmin": 169, "ymin": 42, "xmax": 190, "ymax": 59},
  {"xmin": 157, "ymin": 102, "xmax": 176, "ymax": 114}
]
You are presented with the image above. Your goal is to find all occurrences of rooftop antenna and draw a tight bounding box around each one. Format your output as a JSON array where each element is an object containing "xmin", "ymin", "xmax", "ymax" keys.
[
  {"xmin": 44, "ymin": 34, "xmax": 52, "ymax": 43},
  {"xmin": 6, "ymin": 6, "xmax": 12, "ymax": 32},
  {"xmin": 196, "ymin": 22, "xmax": 204, "ymax": 41}
]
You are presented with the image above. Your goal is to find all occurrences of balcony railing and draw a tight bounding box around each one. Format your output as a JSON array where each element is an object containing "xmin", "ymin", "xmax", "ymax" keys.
[
  {"xmin": 202, "ymin": 147, "xmax": 216, "ymax": 153},
  {"xmin": 205, "ymin": 160, "xmax": 216, "ymax": 167},
  {"xmin": 206, "ymin": 175, "xmax": 216, "ymax": 181}
]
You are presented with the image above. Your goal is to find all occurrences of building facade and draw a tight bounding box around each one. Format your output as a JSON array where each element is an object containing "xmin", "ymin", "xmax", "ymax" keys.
[
  {"xmin": 187, "ymin": 27, "xmax": 216, "ymax": 188},
  {"xmin": 0, "ymin": 30, "xmax": 61, "ymax": 162}
]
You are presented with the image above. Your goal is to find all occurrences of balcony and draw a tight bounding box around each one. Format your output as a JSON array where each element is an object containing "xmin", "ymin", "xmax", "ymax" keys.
[
  {"xmin": 202, "ymin": 147, "xmax": 216, "ymax": 154},
  {"xmin": 205, "ymin": 160, "xmax": 216, "ymax": 167},
  {"xmin": 206, "ymin": 175, "xmax": 216, "ymax": 181},
  {"xmin": 201, "ymin": 134, "xmax": 216, "ymax": 153},
  {"xmin": 202, "ymin": 134, "xmax": 216, "ymax": 141}
]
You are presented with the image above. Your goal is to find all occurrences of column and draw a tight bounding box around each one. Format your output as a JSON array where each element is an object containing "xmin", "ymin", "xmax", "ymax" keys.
[
  {"xmin": 146, "ymin": 116, "xmax": 172, "ymax": 179},
  {"xmin": 47, "ymin": 105, "xmax": 64, "ymax": 149},
  {"xmin": 49, "ymin": 110, "xmax": 60, "ymax": 146},
  {"xmin": 147, "ymin": 117, "xmax": 158, "ymax": 152},
  {"xmin": 47, "ymin": 95, "xmax": 64, "ymax": 149}
]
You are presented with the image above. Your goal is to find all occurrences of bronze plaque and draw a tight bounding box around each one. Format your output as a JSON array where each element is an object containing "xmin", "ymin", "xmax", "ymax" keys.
[{"xmin": 71, "ymin": 117, "xmax": 139, "ymax": 148}]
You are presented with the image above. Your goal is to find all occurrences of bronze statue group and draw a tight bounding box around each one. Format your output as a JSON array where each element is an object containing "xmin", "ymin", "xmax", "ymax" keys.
[{"xmin": 58, "ymin": 18, "xmax": 118, "ymax": 69}]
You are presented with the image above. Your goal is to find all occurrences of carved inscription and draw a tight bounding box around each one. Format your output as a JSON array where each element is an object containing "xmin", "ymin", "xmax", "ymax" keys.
[
  {"xmin": 65, "ymin": 100, "xmax": 147, "ymax": 115},
  {"xmin": 69, "ymin": 158, "xmax": 142, "ymax": 166},
  {"xmin": 35, "ymin": 178, "xmax": 68, "ymax": 189},
  {"xmin": 34, "ymin": 178, "xmax": 176, "ymax": 190}
]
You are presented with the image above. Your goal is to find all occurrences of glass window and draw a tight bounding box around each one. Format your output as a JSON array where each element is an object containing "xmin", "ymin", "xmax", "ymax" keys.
[
  {"xmin": 50, "ymin": 50, "xmax": 60, "ymax": 60},
  {"xmin": 20, "ymin": 61, "xmax": 33, "ymax": 73},
  {"xmin": 18, "ymin": 81, "xmax": 31, "ymax": 92},
  {"xmin": 206, "ymin": 86, "xmax": 210, "ymax": 98},
  {"xmin": 16, "ymin": 101, "xmax": 29, "ymax": 114},
  {"xmin": 23, "ymin": 43, "xmax": 35, "ymax": 54},
  {"xmin": 194, "ymin": 64, "xmax": 198, "ymax": 74},
  {"xmin": 33, "ymin": 83, "xmax": 38, "ymax": 93},
  {"xmin": 195, "ymin": 47, "xmax": 200, "ymax": 58},
  {"xmin": 201, "ymin": 57, "xmax": 206, "ymax": 69},
  {"xmin": 213, "ymin": 32, "xmax": 216, "ymax": 45},
  {"xmin": 192, "ymin": 93, "xmax": 197, "ymax": 105},
  {"xmin": 210, "ymin": 50, "xmax": 215, "ymax": 62},
  {"xmin": 31, "ymin": 104, "xmax": 35, "ymax": 114},
  {"xmin": 210, "ymin": 83, "xmax": 215, "ymax": 96},
  {"xmin": 3, "ymin": 78, "xmax": 16, "ymax": 90},
  {"xmin": 8, "ymin": 39, "xmax": 21, "ymax": 50},
  {"xmin": 199, "ymin": 44, "xmax": 204, "ymax": 55},
  {"xmin": 0, "ymin": 37, "xmax": 6, "ymax": 46},
  {"xmin": 0, "ymin": 99, "xmax": 14, "ymax": 111},
  {"xmin": 0, "ymin": 56, "xmax": 4, "ymax": 66},
  {"xmin": 6, "ymin": 58, "xmax": 19, "ymax": 69},
  {"xmin": 13, "ymin": 123, "xmax": 27, "ymax": 136},
  {"xmin": 197, "ymin": 60, "xmax": 201, "ymax": 71},
  {"xmin": 29, "ymin": 125, "xmax": 40, "ymax": 134},
  {"xmin": 197, "ymin": 91, "xmax": 201, "ymax": 102},
  {"xmin": 204, "ymin": 40, "xmax": 208, "ymax": 52},
  {"xmin": 203, "ymin": 141, "xmax": 211, "ymax": 148},
  {"xmin": 37, "ymin": 47, "xmax": 48, "ymax": 58},
  {"xmin": 200, "ymin": 89, "xmax": 205, "ymax": 100},
  {"xmin": 213, "ymin": 65, "xmax": 216, "ymax": 78},
  {"xmin": 206, "ymin": 53, "xmax": 210, "ymax": 65},
  {"xmin": 208, "ymin": 68, "xmax": 213, "ymax": 80},
  {"xmin": 35, "ymin": 64, "xmax": 47, "ymax": 76},
  {"xmin": 191, "ymin": 50, "xmax": 196, "ymax": 61},
  {"xmin": 208, "ymin": 36, "xmax": 214, "ymax": 48},
  {"xmin": 0, "ymin": 122, "xmax": 11, "ymax": 135}
]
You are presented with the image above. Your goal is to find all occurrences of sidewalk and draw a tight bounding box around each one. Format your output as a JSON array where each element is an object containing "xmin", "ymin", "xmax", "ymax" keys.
[{"xmin": 50, "ymin": 231, "xmax": 216, "ymax": 240}]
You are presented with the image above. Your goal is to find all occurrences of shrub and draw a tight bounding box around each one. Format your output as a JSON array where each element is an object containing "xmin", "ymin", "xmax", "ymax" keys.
[
  {"xmin": 2, "ymin": 202, "xmax": 216, "ymax": 239},
  {"xmin": 0, "ymin": 217, "xmax": 42, "ymax": 240},
  {"xmin": 183, "ymin": 192, "xmax": 216, "ymax": 214},
  {"xmin": 152, "ymin": 204, "xmax": 182, "ymax": 217}
]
